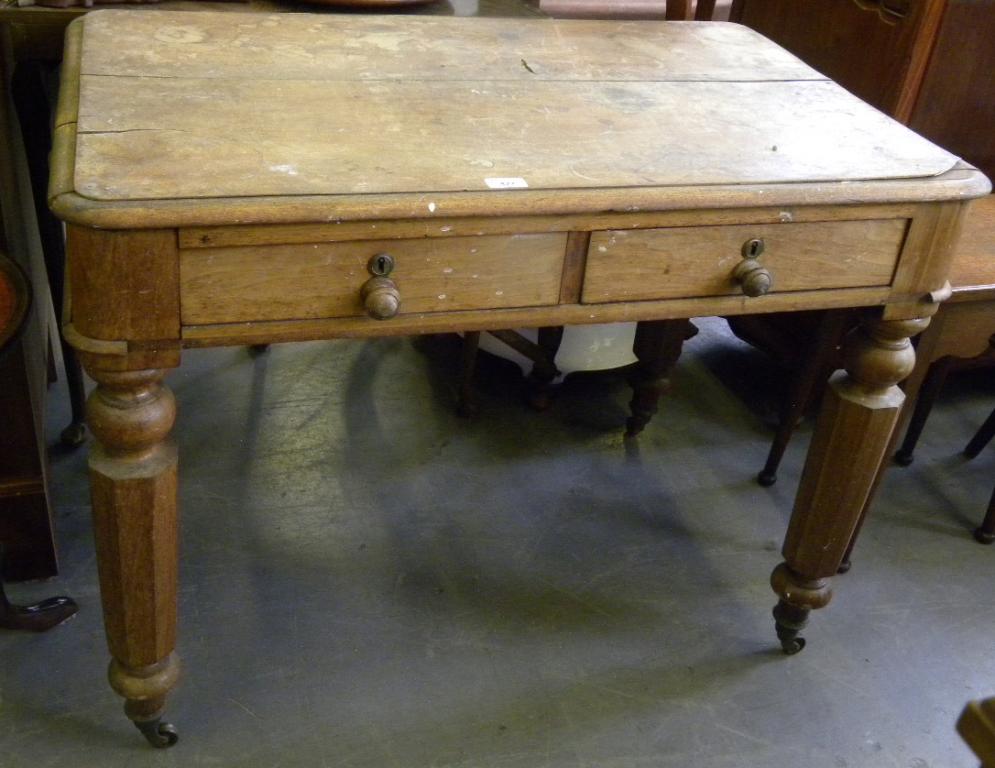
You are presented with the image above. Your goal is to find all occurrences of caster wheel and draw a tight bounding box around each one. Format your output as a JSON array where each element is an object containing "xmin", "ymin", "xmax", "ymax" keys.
[
  {"xmin": 780, "ymin": 636, "xmax": 806, "ymax": 655},
  {"xmin": 60, "ymin": 421, "xmax": 86, "ymax": 448},
  {"xmin": 837, "ymin": 559, "xmax": 853, "ymax": 574},
  {"xmin": 973, "ymin": 527, "xmax": 994, "ymax": 545},
  {"xmin": 135, "ymin": 719, "xmax": 179, "ymax": 748},
  {"xmin": 893, "ymin": 450, "xmax": 914, "ymax": 467},
  {"xmin": 757, "ymin": 470, "xmax": 777, "ymax": 487},
  {"xmin": 248, "ymin": 344, "xmax": 270, "ymax": 357}
]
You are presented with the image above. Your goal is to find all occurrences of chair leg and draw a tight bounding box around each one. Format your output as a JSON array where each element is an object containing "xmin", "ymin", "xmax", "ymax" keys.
[
  {"xmin": 965, "ymin": 406, "xmax": 995, "ymax": 460},
  {"xmin": 525, "ymin": 327, "xmax": 564, "ymax": 411},
  {"xmin": 59, "ymin": 341, "xmax": 87, "ymax": 447},
  {"xmin": 665, "ymin": 0, "xmax": 693, "ymax": 19},
  {"xmin": 694, "ymin": 0, "xmax": 717, "ymax": 19},
  {"xmin": 457, "ymin": 331, "xmax": 481, "ymax": 417},
  {"xmin": 894, "ymin": 357, "xmax": 952, "ymax": 466},
  {"xmin": 625, "ymin": 319, "xmax": 693, "ymax": 437},
  {"xmin": 758, "ymin": 310, "xmax": 851, "ymax": 487},
  {"xmin": 0, "ymin": 548, "xmax": 77, "ymax": 632},
  {"xmin": 975, "ymin": 485, "xmax": 995, "ymax": 545}
]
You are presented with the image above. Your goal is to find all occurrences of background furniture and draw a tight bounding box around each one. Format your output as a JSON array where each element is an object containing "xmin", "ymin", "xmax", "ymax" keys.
[
  {"xmin": 959, "ymin": 696, "xmax": 995, "ymax": 768},
  {"xmin": 728, "ymin": 0, "xmax": 995, "ymax": 487},
  {"xmin": 0, "ymin": 240, "xmax": 77, "ymax": 630},
  {"xmin": 892, "ymin": 195, "xmax": 995, "ymax": 467},
  {"xmin": 965, "ymin": 407, "xmax": 995, "ymax": 543},
  {"xmin": 0, "ymin": 26, "xmax": 60, "ymax": 582},
  {"xmin": 540, "ymin": 0, "xmax": 718, "ymax": 19}
]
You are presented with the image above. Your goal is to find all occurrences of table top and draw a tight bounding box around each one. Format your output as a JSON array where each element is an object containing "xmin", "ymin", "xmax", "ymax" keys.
[{"xmin": 50, "ymin": 10, "xmax": 988, "ymax": 228}]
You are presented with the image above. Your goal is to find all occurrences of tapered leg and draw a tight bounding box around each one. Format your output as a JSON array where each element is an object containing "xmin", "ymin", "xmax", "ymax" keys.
[
  {"xmin": 457, "ymin": 331, "xmax": 481, "ymax": 417},
  {"xmin": 771, "ymin": 316, "xmax": 928, "ymax": 653},
  {"xmin": 84, "ymin": 363, "xmax": 180, "ymax": 748},
  {"xmin": 976, "ymin": 486, "xmax": 995, "ymax": 545},
  {"xmin": 965, "ymin": 406, "xmax": 995, "ymax": 460},
  {"xmin": 625, "ymin": 319, "xmax": 694, "ymax": 438},
  {"xmin": 758, "ymin": 310, "xmax": 850, "ymax": 486},
  {"xmin": 525, "ymin": 326, "xmax": 564, "ymax": 411},
  {"xmin": 893, "ymin": 357, "xmax": 952, "ymax": 466}
]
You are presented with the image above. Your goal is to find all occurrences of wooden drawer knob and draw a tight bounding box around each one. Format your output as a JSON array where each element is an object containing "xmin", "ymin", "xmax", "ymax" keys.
[
  {"xmin": 361, "ymin": 275, "xmax": 400, "ymax": 319},
  {"xmin": 733, "ymin": 260, "xmax": 772, "ymax": 297}
]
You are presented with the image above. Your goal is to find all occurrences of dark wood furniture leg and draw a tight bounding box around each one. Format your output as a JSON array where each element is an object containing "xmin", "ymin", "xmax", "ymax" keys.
[
  {"xmin": 964, "ymin": 405, "xmax": 995, "ymax": 459},
  {"xmin": 525, "ymin": 326, "xmax": 565, "ymax": 410},
  {"xmin": 758, "ymin": 310, "xmax": 851, "ymax": 486},
  {"xmin": 457, "ymin": 330, "xmax": 481, "ymax": 417},
  {"xmin": 0, "ymin": 546, "xmax": 77, "ymax": 632},
  {"xmin": 625, "ymin": 319, "xmax": 694, "ymax": 438},
  {"xmin": 771, "ymin": 315, "xmax": 928, "ymax": 653},
  {"xmin": 966, "ymin": 405, "xmax": 995, "ymax": 544},
  {"xmin": 893, "ymin": 356, "xmax": 953, "ymax": 465},
  {"xmin": 82, "ymin": 355, "xmax": 181, "ymax": 748}
]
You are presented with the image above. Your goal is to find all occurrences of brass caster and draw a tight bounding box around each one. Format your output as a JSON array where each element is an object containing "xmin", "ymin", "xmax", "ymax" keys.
[
  {"xmin": 135, "ymin": 718, "xmax": 179, "ymax": 748},
  {"xmin": 779, "ymin": 636, "xmax": 807, "ymax": 655},
  {"xmin": 60, "ymin": 421, "xmax": 86, "ymax": 448},
  {"xmin": 837, "ymin": 558, "xmax": 853, "ymax": 574},
  {"xmin": 773, "ymin": 600, "xmax": 809, "ymax": 656},
  {"xmin": 973, "ymin": 527, "xmax": 994, "ymax": 545}
]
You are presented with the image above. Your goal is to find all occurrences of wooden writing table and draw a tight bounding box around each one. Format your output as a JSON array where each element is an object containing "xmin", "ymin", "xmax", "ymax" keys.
[{"xmin": 49, "ymin": 10, "xmax": 990, "ymax": 747}]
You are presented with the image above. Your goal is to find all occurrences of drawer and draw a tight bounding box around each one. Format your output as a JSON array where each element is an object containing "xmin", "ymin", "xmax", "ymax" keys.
[
  {"xmin": 581, "ymin": 219, "xmax": 907, "ymax": 303},
  {"xmin": 180, "ymin": 233, "xmax": 567, "ymax": 324}
]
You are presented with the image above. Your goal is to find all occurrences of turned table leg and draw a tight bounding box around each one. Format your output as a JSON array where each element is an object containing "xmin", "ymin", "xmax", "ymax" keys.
[
  {"xmin": 85, "ymin": 362, "xmax": 180, "ymax": 747},
  {"xmin": 771, "ymin": 315, "xmax": 928, "ymax": 653}
]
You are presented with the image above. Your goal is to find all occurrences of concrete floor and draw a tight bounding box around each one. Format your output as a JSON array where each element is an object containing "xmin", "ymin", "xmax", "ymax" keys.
[{"xmin": 1, "ymin": 318, "xmax": 992, "ymax": 768}]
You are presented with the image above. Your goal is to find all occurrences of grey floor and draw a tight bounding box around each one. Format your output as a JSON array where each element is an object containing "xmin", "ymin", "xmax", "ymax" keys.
[{"xmin": 1, "ymin": 318, "xmax": 992, "ymax": 768}]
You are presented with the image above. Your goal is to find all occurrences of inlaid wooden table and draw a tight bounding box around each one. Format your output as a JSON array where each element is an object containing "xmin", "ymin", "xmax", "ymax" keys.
[{"xmin": 50, "ymin": 10, "xmax": 989, "ymax": 747}]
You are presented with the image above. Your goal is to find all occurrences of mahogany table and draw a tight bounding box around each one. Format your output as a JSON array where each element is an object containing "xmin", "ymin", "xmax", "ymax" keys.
[{"xmin": 49, "ymin": 10, "xmax": 989, "ymax": 747}]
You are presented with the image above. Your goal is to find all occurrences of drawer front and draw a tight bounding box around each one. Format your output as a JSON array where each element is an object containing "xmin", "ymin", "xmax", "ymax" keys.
[
  {"xmin": 181, "ymin": 233, "xmax": 567, "ymax": 324},
  {"xmin": 582, "ymin": 219, "xmax": 906, "ymax": 303}
]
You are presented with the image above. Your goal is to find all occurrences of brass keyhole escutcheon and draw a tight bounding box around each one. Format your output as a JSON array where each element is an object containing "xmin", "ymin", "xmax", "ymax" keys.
[
  {"xmin": 368, "ymin": 253, "xmax": 395, "ymax": 277},
  {"xmin": 742, "ymin": 238, "xmax": 765, "ymax": 259}
]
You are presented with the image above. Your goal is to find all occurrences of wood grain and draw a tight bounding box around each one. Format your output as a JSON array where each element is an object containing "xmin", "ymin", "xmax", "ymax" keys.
[
  {"xmin": 949, "ymin": 194, "xmax": 995, "ymax": 292},
  {"xmin": 180, "ymin": 233, "xmax": 566, "ymax": 324},
  {"xmin": 582, "ymin": 219, "xmax": 906, "ymax": 303},
  {"xmin": 66, "ymin": 225, "xmax": 180, "ymax": 342},
  {"xmin": 73, "ymin": 76, "xmax": 960, "ymax": 202},
  {"xmin": 78, "ymin": 12, "xmax": 822, "ymax": 83},
  {"xmin": 178, "ymin": 203, "xmax": 921, "ymax": 249},
  {"xmin": 179, "ymin": 285, "xmax": 895, "ymax": 348}
]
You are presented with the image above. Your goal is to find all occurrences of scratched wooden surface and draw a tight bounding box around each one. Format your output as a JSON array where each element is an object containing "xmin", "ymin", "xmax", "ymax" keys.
[{"xmin": 66, "ymin": 10, "xmax": 961, "ymax": 204}]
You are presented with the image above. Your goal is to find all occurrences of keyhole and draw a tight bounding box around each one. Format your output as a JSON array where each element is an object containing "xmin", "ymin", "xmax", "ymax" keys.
[
  {"xmin": 368, "ymin": 253, "xmax": 394, "ymax": 276},
  {"xmin": 742, "ymin": 238, "xmax": 765, "ymax": 259}
]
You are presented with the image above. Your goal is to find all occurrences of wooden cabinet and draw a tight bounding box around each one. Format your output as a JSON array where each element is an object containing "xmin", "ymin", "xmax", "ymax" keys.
[{"xmin": 732, "ymin": 0, "xmax": 995, "ymax": 180}]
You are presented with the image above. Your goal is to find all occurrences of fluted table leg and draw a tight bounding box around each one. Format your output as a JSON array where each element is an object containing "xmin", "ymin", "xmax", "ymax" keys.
[
  {"xmin": 771, "ymin": 315, "xmax": 929, "ymax": 653},
  {"xmin": 84, "ymin": 362, "xmax": 180, "ymax": 747}
]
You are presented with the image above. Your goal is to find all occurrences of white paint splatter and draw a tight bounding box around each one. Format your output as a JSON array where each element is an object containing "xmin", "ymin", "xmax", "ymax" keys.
[{"xmin": 270, "ymin": 164, "xmax": 299, "ymax": 176}]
